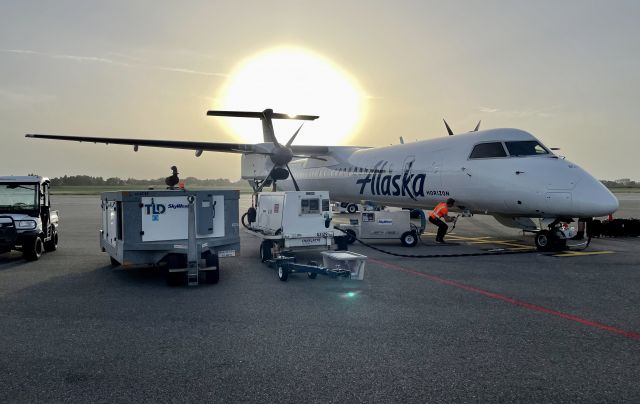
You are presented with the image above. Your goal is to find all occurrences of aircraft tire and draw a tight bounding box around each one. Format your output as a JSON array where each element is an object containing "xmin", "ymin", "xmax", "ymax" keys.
[{"xmin": 535, "ymin": 230, "xmax": 552, "ymax": 251}]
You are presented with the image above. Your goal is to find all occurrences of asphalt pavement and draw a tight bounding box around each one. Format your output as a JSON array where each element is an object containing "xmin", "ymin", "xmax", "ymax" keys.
[{"xmin": 0, "ymin": 194, "xmax": 639, "ymax": 403}]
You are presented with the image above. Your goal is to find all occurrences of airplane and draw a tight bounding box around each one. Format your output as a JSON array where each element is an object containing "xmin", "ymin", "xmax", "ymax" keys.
[{"xmin": 26, "ymin": 108, "xmax": 619, "ymax": 251}]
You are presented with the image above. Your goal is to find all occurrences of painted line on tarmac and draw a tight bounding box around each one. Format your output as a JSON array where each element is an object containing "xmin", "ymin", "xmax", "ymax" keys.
[
  {"xmin": 434, "ymin": 234, "xmax": 532, "ymax": 250},
  {"xmin": 370, "ymin": 258, "xmax": 640, "ymax": 341},
  {"xmin": 553, "ymin": 251, "xmax": 615, "ymax": 257}
]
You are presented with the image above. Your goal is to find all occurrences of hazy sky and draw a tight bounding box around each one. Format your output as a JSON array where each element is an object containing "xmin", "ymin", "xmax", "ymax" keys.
[{"xmin": 1, "ymin": 0, "xmax": 638, "ymax": 180}]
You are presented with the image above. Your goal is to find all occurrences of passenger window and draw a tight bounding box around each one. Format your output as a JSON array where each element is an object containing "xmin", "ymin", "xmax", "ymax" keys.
[
  {"xmin": 505, "ymin": 141, "xmax": 549, "ymax": 156},
  {"xmin": 469, "ymin": 142, "xmax": 507, "ymax": 159}
]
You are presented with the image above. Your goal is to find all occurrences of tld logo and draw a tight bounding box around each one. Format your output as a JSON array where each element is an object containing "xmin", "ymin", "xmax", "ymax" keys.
[
  {"xmin": 144, "ymin": 199, "xmax": 166, "ymax": 221},
  {"xmin": 144, "ymin": 203, "xmax": 166, "ymax": 215}
]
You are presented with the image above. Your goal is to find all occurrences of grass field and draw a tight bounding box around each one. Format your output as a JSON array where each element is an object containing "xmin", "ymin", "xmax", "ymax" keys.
[
  {"xmin": 51, "ymin": 184, "xmax": 253, "ymax": 195},
  {"xmin": 610, "ymin": 187, "xmax": 640, "ymax": 193}
]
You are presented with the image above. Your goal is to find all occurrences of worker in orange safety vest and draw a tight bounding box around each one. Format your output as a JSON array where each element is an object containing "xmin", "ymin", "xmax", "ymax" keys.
[{"xmin": 428, "ymin": 198, "xmax": 456, "ymax": 243}]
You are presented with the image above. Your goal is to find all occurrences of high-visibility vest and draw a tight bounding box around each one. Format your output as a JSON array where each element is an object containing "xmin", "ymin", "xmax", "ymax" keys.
[{"xmin": 429, "ymin": 202, "xmax": 448, "ymax": 219}]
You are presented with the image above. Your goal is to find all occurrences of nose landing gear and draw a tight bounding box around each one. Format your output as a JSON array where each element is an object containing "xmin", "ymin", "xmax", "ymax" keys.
[
  {"xmin": 534, "ymin": 218, "xmax": 590, "ymax": 252},
  {"xmin": 534, "ymin": 229, "xmax": 567, "ymax": 252}
]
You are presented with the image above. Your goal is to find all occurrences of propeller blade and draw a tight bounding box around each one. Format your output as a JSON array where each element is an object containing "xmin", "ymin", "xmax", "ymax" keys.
[
  {"xmin": 443, "ymin": 119, "xmax": 454, "ymax": 136},
  {"xmin": 286, "ymin": 164, "xmax": 300, "ymax": 191},
  {"xmin": 286, "ymin": 123, "xmax": 304, "ymax": 147},
  {"xmin": 255, "ymin": 171, "xmax": 273, "ymax": 193},
  {"xmin": 473, "ymin": 120, "xmax": 481, "ymax": 132}
]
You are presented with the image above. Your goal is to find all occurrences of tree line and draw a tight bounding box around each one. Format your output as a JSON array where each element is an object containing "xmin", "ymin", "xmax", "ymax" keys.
[{"xmin": 601, "ymin": 179, "xmax": 640, "ymax": 188}]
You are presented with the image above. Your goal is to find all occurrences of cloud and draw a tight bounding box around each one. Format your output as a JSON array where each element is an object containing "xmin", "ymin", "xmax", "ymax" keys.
[
  {"xmin": 0, "ymin": 49, "xmax": 227, "ymax": 77},
  {"xmin": 479, "ymin": 106, "xmax": 499, "ymax": 113},
  {"xmin": 152, "ymin": 66, "xmax": 226, "ymax": 77},
  {"xmin": 477, "ymin": 105, "xmax": 560, "ymax": 118},
  {"xmin": 0, "ymin": 88, "xmax": 56, "ymax": 109}
]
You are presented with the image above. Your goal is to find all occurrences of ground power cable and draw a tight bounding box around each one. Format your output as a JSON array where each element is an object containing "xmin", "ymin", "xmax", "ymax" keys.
[{"xmin": 335, "ymin": 226, "xmax": 539, "ymax": 259}]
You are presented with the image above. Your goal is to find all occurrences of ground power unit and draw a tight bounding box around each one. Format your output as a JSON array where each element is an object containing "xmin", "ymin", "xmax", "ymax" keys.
[
  {"xmin": 252, "ymin": 191, "xmax": 334, "ymax": 248},
  {"xmin": 243, "ymin": 190, "xmax": 367, "ymax": 282},
  {"xmin": 100, "ymin": 189, "xmax": 240, "ymax": 285}
]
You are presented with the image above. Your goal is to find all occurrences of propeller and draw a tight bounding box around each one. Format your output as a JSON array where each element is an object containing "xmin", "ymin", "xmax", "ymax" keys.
[{"xmin": 253, "ymin": 124, "xmax": 321, "ymax": 192}]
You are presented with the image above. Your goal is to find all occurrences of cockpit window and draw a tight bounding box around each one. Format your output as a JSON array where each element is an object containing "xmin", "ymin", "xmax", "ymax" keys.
[
  {"xmin": 469, "ymin": 142, "xmax": 507, "ymax": 159},
  {"xmin": 505, "ymin": 141, "xmax": 549, "ymax": 156}
]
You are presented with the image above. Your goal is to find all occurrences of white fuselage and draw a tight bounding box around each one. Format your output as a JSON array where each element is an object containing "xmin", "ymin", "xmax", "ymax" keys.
[{"xmin": 277, "ymin": 128, "xmax": 618, "ymax": 219}]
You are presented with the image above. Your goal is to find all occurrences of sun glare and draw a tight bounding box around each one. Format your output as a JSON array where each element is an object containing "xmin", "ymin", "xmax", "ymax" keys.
[{"xmin": 218, "ymin": 47, "xmax": 364, "ymax": 145}]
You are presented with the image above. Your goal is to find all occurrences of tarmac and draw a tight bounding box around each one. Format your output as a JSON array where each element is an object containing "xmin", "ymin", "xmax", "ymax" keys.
[{"xmin": 0, "ymin": 194, "xmax": 639, "ymax": 403}]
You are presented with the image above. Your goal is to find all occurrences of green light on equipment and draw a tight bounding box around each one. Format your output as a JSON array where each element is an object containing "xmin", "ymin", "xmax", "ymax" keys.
[{"xmin": 346, "ymin": 291, "xmax": 356, "ymax": 298}]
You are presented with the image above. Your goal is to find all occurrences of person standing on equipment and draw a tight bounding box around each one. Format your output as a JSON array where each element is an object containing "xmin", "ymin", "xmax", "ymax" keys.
[{"xmin": 429, "ymin": 198, "xmax": 456, "ymax": 243}]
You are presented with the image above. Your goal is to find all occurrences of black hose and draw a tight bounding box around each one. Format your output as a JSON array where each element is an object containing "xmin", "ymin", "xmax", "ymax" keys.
[
  {"xmin": 241, "ymin": 212, "xmax": 251, "ymax": 230},
  {"xmin": 355, "ymin": 235, "xmax": 537, "ymax": 258},
  {"xmin": 334, "ymin": 226, "xmax": 538, "ymax": 259}
]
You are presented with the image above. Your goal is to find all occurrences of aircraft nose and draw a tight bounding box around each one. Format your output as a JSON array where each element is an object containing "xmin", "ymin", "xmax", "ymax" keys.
[{"xmin": 573, "ymin": 179, "xmax": 619, "ymax": 217}]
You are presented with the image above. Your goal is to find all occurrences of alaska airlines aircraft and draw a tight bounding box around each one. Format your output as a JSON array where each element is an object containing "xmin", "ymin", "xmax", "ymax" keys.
[{"xmin": 26, "ymin": 109, "xmax": 618, "ymax": 249}]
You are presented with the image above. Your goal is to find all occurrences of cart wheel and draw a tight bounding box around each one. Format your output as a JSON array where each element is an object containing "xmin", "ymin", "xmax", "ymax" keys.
[
  {"xmin": 44, "ymin": 230, "xmax": 58, "ymax": 252},
  {"xmin": 345, "ymin": 229, "xmax": 356, "ymax": 244},
  {"xmin": 535, "ymin": 230, "xmax": 551, "ymax": 251},
  {"xmin": 260, "ymin": 240, "xmax": 273, "ymax": 262},
  {"xmin": 277, "ymin": 266, "xmax": 289, "ymax": 282},
  {"xmin": 23, "ymin": 237, "xmax": 44, "ymax": 261},
  {"xmin": 400, "ymin": 231, "xmax": 418, "ymax": 247},
  {"xmin": 166, "ymin": 271, "xmax": 187, "ymax": 287},
  {"xmin": 307, "ymin": 272, "xmax": 317, "ymax": 279},
  {"xmin": 202, "ymin": 269, "xmax": 220, "ymax": 284},
  {"xmin": 204, "ymin": 252, "xmax": 219, "ymax": 269},
  {"xmin": 347, "ymin": 204, "xmax": 358, "ymax": 214}
]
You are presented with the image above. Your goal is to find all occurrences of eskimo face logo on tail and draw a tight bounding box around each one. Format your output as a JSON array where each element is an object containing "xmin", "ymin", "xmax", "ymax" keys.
[{"xmin": 355, "ymin": 160, "xmax": 426, "ymax": 200}]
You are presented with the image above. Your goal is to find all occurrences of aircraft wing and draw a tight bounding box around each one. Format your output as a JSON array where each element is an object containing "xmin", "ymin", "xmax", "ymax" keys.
[{"xmin": 24, "ymin": 134, "xmax": 331, "ymax": 156}]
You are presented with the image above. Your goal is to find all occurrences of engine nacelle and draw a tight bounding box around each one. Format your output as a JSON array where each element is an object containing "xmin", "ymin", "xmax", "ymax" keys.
[{"xmin": 241, "ymin": 154, "xmax": 272, "ymax": 180}]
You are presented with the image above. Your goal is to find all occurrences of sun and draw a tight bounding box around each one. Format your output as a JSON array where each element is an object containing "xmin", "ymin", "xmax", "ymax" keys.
[{"xmin": 218, "ymin": 47, "xmax": 365, "ymax": 145}]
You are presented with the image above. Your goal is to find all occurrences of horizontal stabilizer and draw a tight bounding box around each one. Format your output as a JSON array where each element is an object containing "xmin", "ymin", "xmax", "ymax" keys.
[{"xmin": 206, "ymin": 110, "xmax": 319, "ymax": 121}]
